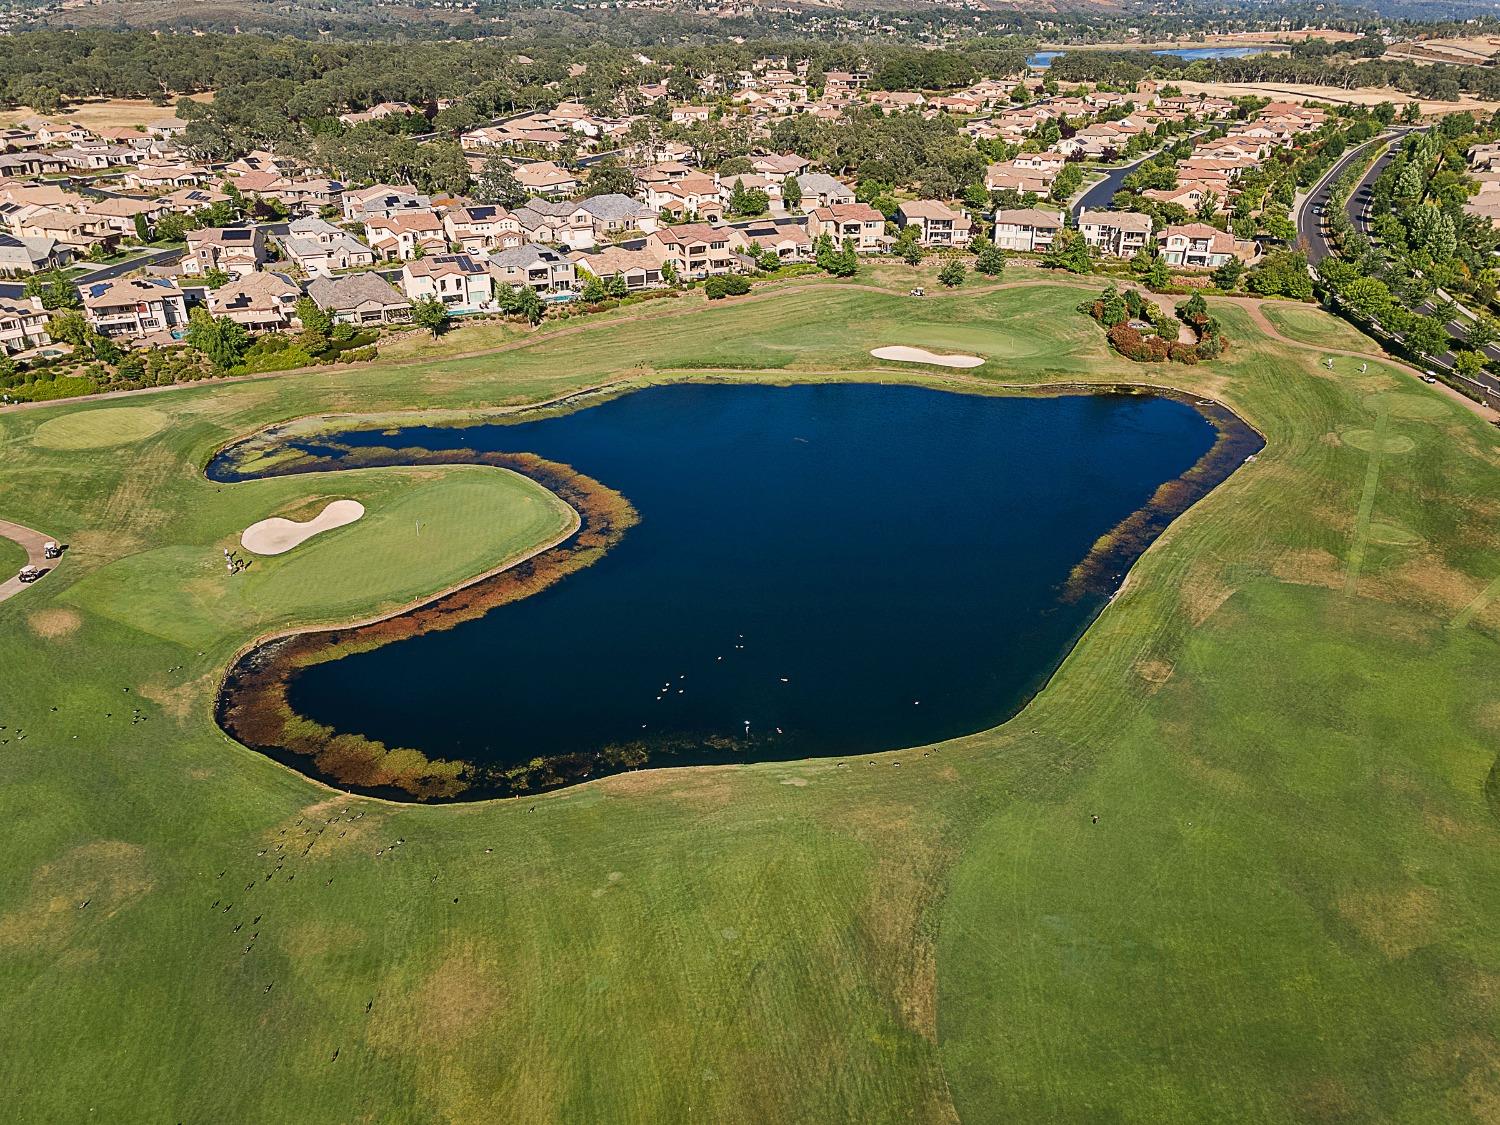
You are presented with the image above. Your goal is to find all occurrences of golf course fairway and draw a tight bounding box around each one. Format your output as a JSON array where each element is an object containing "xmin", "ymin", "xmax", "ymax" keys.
[{"xmin": 1, "ymin": 277, "xmax": 1498, "ymax": 1123}]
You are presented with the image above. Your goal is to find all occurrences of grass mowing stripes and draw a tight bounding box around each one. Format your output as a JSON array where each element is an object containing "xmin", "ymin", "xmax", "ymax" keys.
[{"xmin": 1, "ymin": 278, "xmax": 1498, "ymax": 1123}]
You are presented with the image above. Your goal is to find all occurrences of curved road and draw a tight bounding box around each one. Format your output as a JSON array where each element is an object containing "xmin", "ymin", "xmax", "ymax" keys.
[{"xmin": 0, "ymin": 519, "xmax": 57, "ymax": 603}]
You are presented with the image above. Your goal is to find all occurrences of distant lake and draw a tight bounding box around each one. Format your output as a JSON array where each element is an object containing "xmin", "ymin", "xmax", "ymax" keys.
[
  {"xmin": 1028, "ymin": 46, "xmax": 1267, "ymax": 68},
  {"xmin": 213, "ymin": 383, "xmax": 1258, "ymax": 799}
]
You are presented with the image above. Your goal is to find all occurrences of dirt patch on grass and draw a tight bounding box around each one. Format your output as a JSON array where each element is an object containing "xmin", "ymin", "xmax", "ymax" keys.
[
  {"xmin": 596, "ymin": 764, "xmax": 740, "ymax": 808},
  {"xmin": 138, "ymin": 669, "xmax": 218, "ymax": 725},
  {"xmin": 279, "ymin": 918, "xmax": 366, "ymax": 961},
  {"xmin": 373, "ymin": 942, "xmax": 506, "ymax": 1042},
  {"xmin": 1367, "ymin": 554, "xmax": 1483, "ymax": 616},
  {"xmin": 1135, "ymin": 658, "xmax": 1175, "ymax": 689},
  {"xmin": 0, "ymin": 840, "xmax": 152, "ymax": 949},
  {"xmin": 26, "ymin": 607, "xmax": 81, "ymax": 639},
  {"xmin": 1178, "ymin": 560, "xmax": 1236, "ymax": 626},
  {"xmin": 1337, "ymin": 885, "xmax": 1439, "ymax": 959},
  {"xmin": 1271, "ymin": 548, "xmax": 1345, "ymax": 590}
]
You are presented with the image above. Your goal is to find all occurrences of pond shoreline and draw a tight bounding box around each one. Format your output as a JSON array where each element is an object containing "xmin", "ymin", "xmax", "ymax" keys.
[{"xmin": 210, "ymin": 377, "xmax": 1262, "ymax": 804}]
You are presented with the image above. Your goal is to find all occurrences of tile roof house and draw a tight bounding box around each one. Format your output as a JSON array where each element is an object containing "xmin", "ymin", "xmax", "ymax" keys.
[
  {"xmin": 364, "ymin": 211, "xmax": 448, "ymax": 261},
  {"xmin": 1157, "ymin": 223, "xmax": 1254, "ymax": 269},
  {"xmin": 895, "ymin": 200, "xmax": 973, "ymax": 248},
  {"xmin": 183, "ymin": 226, "xmax": 266, "ymax": 277},
  {"xmin": 305, "ymin": 273, "xmax": 412, "ymax": 325},
  {"xmin": 206, "ymin": 270, "xmax": 303, "ymax": 331},
  {"xmin": 990, "ymin": 207, "xmax": 1064, "ymax": 253},
  {"xmin": 569, "ymin": 244, "xmax": 668, "ymax": 290},
  {"xmin": 806, "ymin": 203, "xmax": 888, "ymax": 253},
  {"xmin": 401, "ymin": 253, "xmax": 493, "ymax": 310},
  {"xmin": 644, "ymin": 174, "xmax": 725, "ymax": 223},
  {"xmin": 82, "ymin": 277, "xmax": 188, "ymax": 338},
  {"xmin": 0, "ymin": 293, "xmax": 50, "ymax": 355},
  {"xmin": 342, "ymin": 184, "xmax": 433, "ymax": 224},
  {"xmin": 512, "ymin": 162, "xmax": 580, "ymax": 199},
  {"xmin": 1078, "ymin": 209, "xmax": 1155, "ymax": 257},
  {"xmin": 279, "ymin": 217, "xmax": 376, "ymax": 275},
  {"xmin": 645, "ymin": 223, "xmax": 748, "ymax": 277},
  {"xmin": 489, "ymin": 243, "xmax": 576, "ymax": 291},
  {"xmin": 794, "ymin": 173, "xmax": 855, "ymax": 209},
  {"xmin": 443, "ymin": 206, "xmax": 526, "ymax": 254}
]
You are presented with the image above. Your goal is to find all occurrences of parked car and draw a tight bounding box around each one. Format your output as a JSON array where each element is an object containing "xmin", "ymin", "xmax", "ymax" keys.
[{"xmin": 17, "ymin": 565, "xmax": 41, "ymax": 583}]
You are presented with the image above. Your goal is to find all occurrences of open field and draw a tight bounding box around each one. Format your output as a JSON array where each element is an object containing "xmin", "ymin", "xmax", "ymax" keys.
[
  {"xmin": 1174, "ymin": 79, "xmax": 1500, "ymax": 117},
  {"xmin": 0, "ymin": 93, "xmax": 212, "ymax": 131},
  {"xmin": 0, "ymin": 535, "xmax": 26, "ymax": 578},
  {"xmin": 2, "ymin": 279, "xmax": 1499, "ymax": 1122}
]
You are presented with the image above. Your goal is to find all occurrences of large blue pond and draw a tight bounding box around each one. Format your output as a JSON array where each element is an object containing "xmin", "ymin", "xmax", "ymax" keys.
[{"xmin": 215, "ymin": 383, "xmax": 1248, "ymax": 796}]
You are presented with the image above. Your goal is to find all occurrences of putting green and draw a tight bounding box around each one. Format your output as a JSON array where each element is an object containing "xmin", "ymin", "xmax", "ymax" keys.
[
  {"xmin": 1342, "ymin": 428, "xmax": 1416, "ymax": 454},
  {"xmin": 32, "ymin": 406, "xmax": 170, "ymax": 450}
]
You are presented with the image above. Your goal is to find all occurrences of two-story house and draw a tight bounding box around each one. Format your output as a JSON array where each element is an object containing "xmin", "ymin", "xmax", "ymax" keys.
[
  {"xmin": 1078, "ymin": 210, "xmax": 1154, "ymax": 258},
  {"xmin": 279, "ymin": 217, "xmax": 376, "ymax": 275},
  {"xmin": 895, "ymin": 200, "xmax": 973, "ymax": 248},
  {"xmin": 1157, "ymin": 223, "xmax": 1251, "ymax": 270},
  {"xmin": 401, "ymin": 253, "xmax": 493, "ymax": 310},
  {"xmin": 990, "ymin": 207, "xmax": 1064, "ymax": 253},
  {"xmin": 805, "ymin": 203, "xmax": 888, "ymax": 253},
  {"xmin": 488, "ymin": 243, "xmax": 576, "ymax": 292},
  {"xmin": 365, "ymin": 211, "xmax": 448, "ymax": 261},
  {"xmin": 82, "ymin": 277, "xmax": 188, "ymax": 339},
  {"xmin": 183, "ymin": 226, "xmax": 266, "ymax": 278},
  {"xmin": 645, "ymin": 223, "xmax": 747, "ymax": 278}
]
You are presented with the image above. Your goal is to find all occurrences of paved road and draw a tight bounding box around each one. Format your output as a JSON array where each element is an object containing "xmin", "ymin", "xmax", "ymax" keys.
[
  {"xmin": 0, "ymin": 519, "xmax": 58, "ymax": 604},
  {"xmin": 1295, "ymin": 133, "xmax": 1395, "ymax": 263},
  {"xmin": 74, "ymin": 247, "xmax": 183, "ymax": 284},
  {"xmin": 1070, "ymin": 153, "xmax": 1154, "ymax": 221}
]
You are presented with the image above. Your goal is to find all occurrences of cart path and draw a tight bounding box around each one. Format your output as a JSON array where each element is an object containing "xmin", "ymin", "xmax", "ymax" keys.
[{"xmin": 0, "ymin": 519, "xmax": 57, "ymax": 604}]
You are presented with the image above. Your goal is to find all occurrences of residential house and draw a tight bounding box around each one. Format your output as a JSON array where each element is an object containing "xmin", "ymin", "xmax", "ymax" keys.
[
  {"xmin": 513, "ymin": 162, "xmax": 580, "ymax": 199},
  {"xmin": 364, "ymin": 211, "xmax": 447, "ymax": 261},
  {"xmin": 207, "ymin": 271, "xmax": 303, "ymax": 331},
  {"xmin": 984, "ymin": 161, "xmax": 1055, "ymax": 196},
  {"xmin": 0, "ymin": 232, "xmax": 70, "ymax": 275},
  {"xmin": 737, "ymin": 219, "xmax": 813, "ymax": 261},
  {"xmin": 867, "ymin": 91, "xmax": 926, "ymax": 114},
  {"xmin": 795, "ymin": 173, "xmax": 855, "ymax": 209},
  {"xmin": 1078, "ymin": 209, "xmax": 1154, "ymax": 257},
  {"xmin": 1157, "ymin": 223, "xmax": 1253, "ymax": 269},
  {"xmin": 443, "ymin": 206, "xmax": 526, "ymax": 254},
  {"xmin": 125, "ymin": 162, "xmax": 210, "ymax": 191},
  {"xmin": 342, "ymin": 183, "xmax": 432, "ymax": 224},
  {"xmin": 806, "ymin": 203, "xmax": 888, "ymax": 253},
  {"xmin": 990, "ymin": 207, "xmax": 1064, "ymax": 253},
  {"xmin": 279, "ymin": 217, "xmax": 376, "ymax": 275},
  {"xmin": 569, "ymin": 244, "xmax": 667, "ymax": 291},
  {"xmin": 338, "ymin": 101, "xmax": 421, "ymax": 126},
  {"xmin": 159, "ymin": 186, "xmax": 231, "ymax": 215},
  {"xmin": 645, "ymin": 174, "xmax": 725, "ymax": 223},
  {"xmin": 0, "ymin": 294, "xmax": 50, "ymax": 355},
  {"xmin": 183, "ymin": 227, "xmax": 266, "ymax": 278},
  {"xmin": 305, "ymin": 273, "xmax": 412, "ymax": 325},
  {"xmin": 645, "ymin": 223, "xmax": 747, "ymax": 278},
  {"xmin": 750, "ymin": 153, "xmax": 811, "ymax": 178},
  {"xmin": 401, "ymin": 253, "xmax": 493, "ymax": 310},
  {"xmin": 488, "ymin": 243, "xmax": 576, "ymax": 291},
  {"xmin": 895, "ymin": 200, "xmax": 973, "ymax": 248},
  {"xmin": 81, "ymin": 196, "xmax": 166, "ymax": 239},
  {"xmin": 82, "ymin": 277, "xmax": 188, "ymax": 338},
  {"xmin": 670, "ymin": 105, "xmax": 714, "ymax": 124}
]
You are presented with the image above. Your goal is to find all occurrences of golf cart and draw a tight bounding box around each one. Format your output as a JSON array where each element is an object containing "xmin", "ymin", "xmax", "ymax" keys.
[
  {"xmin": 17, "ymin": 565, "xmax": 41, "ymax": 583},
  {"xmin": 909, "ymin": 287, "xmax": 926, "ymax": 297},
  {"xmin": 43, "ymin": 541, "xmax": 61, "ymax": 559}
]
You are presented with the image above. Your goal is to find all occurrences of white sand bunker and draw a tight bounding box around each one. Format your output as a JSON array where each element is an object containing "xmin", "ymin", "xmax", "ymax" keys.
[
  {"xmin": 241, "ymin": 500, "xmax": 366, "ymax": 555},
  {"xmin": 871, "ymin": 345, "xmax": 985, "ymax": 369}
]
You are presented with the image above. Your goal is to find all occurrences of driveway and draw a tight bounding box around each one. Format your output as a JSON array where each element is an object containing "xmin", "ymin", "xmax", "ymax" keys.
[{"xmin": 0, "ymin": 519, "xmax": 59, "ymax": 604}]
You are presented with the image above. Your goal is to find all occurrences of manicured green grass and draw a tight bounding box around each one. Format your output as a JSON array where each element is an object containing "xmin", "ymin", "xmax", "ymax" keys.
[
  {"xmin": 0, "ymin": 534, "xmax": 26, "ymax": 577},
  {"xmin": 1260, "ymin": 300, "xmax": 1378, "ymax": 351},
  {"xmin": 1, "ymin": 277, "xmax": 1498, "ymax": 1123}
]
